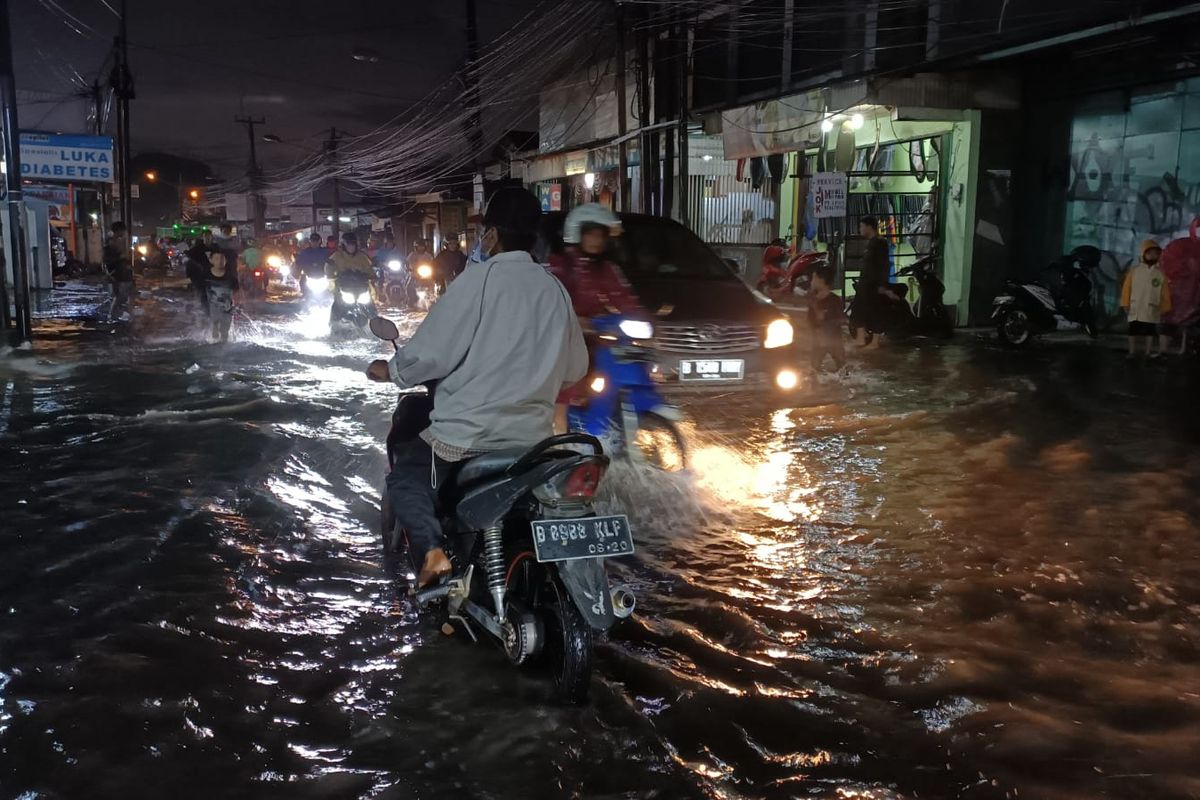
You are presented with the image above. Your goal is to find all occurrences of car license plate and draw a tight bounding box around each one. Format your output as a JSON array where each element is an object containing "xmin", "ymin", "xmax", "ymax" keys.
[
  {"xmin": 531, "ymin": 515, "xmax": 635, "ymax": 562},
  {"xmin": 679, "ymin": 358, "xmax": 745, "ymax": 381}
]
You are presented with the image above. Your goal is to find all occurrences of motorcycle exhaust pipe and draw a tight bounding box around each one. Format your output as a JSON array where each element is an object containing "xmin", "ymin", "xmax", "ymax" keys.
[{"xmin": 610, "ymin": 584, "xmax": 636, "ymax": 619}]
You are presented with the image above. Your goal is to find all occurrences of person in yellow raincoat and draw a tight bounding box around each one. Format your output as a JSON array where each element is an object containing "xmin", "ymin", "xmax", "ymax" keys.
[{"xmin": 1121, "ymin": 239, "xmax": 1172, "ymax": 359}]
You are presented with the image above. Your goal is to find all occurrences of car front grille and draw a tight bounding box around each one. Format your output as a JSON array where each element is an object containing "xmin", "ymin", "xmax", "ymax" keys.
[{"xmin": 655, "ymin": 323, "xmax": 762, "ymax": 354}]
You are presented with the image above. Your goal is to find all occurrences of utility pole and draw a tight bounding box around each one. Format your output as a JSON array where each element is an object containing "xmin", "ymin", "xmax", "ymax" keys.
[
  {"xmin": 112, "ymin": 0, "xmax": 133, "ymax": 248},
  {"xmin": 677, "ymin": 16, "xmax": 691, "ymax": 228},
  {"xmin": 463, "ymin": 0, "xmax": 485, "ymax": 166},
  {"xmin": 614, "ymin": 0, "xmax": 629, "ymax": 212},
  {"xmin": 91, "ymin": 80, "xmax": 109, "ymax": 244},
  {"xmin": 326, "ymin": 128, "xmax": 341, "ymax": 241},
  {"xmin": 637, "ymin": 25, "xmax": 654, "ymax": 215},
  {"xmin": 0, "ymin": 0, "xmax": 30, "ymax": 344},
  {"xmin": 235, "ymin": 115, "xmax": 266, "ymax": 237}
]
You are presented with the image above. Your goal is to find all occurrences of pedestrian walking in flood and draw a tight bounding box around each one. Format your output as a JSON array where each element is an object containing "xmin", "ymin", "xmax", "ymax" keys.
[
  {"xmin": 102, "ymin": 222, "xmax": 136, "ymax": 322},
  {"xmin": 204, "ymin": 248, "xmax": 240, "ymax": 343},
  {"xmin": 850, "ymin": 216, "xmax": 902, "ymax": 349},
  {"xmin": 808, "ymin": 263, "xmax": 846, "ymax": 373},
  {"xmin": 1121, "ymin": 239, "xmax": 1172, "ymax": 359}
]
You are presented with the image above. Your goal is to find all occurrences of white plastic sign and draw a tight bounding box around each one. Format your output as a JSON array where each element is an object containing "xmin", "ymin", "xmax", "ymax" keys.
[{"xmin": 812, "ymin": 172, "xmax": 847, "ymax": 219}]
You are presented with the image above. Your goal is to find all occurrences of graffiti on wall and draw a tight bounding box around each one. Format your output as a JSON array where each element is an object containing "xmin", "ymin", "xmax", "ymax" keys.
[{"xmin": 1066, "ymin": 130, "xmax": 1200, "ymax": 323}]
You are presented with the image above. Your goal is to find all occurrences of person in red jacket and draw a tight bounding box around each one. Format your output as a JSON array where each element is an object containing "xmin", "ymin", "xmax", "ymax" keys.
[
  {"xmin": 549, "ymin": 203, "xmax": 644, "ymax": 431},
  {"xmin": 549, "ymin": 204, "xmax": 642, "ymax": 318}
]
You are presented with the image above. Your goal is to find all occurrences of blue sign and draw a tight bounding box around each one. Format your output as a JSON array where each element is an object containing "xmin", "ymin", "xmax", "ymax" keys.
[{"xmin": 19, "ymin": 132, "xmax": 115, "ymax": 183}]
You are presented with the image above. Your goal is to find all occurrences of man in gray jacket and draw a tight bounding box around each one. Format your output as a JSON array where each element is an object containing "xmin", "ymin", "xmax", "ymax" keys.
[{"xmin": 367, "ymin": 188, "xmax": 588, "ymax": 586}]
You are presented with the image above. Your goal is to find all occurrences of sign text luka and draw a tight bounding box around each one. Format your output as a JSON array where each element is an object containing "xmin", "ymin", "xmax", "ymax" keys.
[{"xmin": 19, "ymin": 133, "xmax": 115, "ymax": 184}]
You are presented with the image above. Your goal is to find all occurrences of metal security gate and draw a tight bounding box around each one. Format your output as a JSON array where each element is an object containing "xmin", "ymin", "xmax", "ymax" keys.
[{"xmin": 835, "ymin": 167, "xmax": 941, "ymax": 298}]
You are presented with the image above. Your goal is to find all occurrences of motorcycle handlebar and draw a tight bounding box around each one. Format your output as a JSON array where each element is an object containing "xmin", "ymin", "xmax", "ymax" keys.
[{"xmin": 509, "ymin": 433, "xmax": 604, "ymax": 475}]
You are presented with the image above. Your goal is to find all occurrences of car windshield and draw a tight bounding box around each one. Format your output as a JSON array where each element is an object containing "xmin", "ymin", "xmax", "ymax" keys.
[
  {"xmin": 616, "ymin": 217, "xmax": 737, "ymax": 280},
  {"xmin": 538, "ymin": 214, "xmax": 737, "ymax": 281}
]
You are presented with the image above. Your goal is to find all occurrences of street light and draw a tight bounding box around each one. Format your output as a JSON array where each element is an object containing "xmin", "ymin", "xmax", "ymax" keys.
[
  {"xmin": 145, "ymin": 170, "xmax": 157, "ymax": 182},
  {"xmin": 189, "ymin": 189, "xmax": 201, "ymax": 200}
]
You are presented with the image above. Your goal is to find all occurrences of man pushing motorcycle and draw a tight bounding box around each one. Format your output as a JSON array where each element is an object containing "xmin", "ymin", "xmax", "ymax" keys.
[{"xmin": 366, "ymin": 188, "xmax": 589, "ymax": 587}]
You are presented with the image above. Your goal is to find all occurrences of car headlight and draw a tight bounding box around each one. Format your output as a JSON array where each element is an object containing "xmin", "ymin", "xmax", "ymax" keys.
[
  {"xmin": 387, "ymin": 259, "xmax": 403, "ymax": 272},
  {"xmin": 340, "ymin": 290, "xmax": 355, "ymax": 304},
  {"xmin": 308, "ymin": 276, "xmax": 328, "ymax": 293},
  {"xmin": 618, "ymin": 319, "xmax": 654, "ymax": 340},
  {"xmin": 356, "ymin": 291, "xmax": 371, "ymax": 305},
  {"xmin": 266, "ymin": 255, "xmax": 283, "ymax": 268},
  {"xmin": 764, "ymin": 318, "xmax": 794, "ymax": 349},
  {"xmin": 416, "ymin": 264, "xmax": 433, "ymax": 280}
]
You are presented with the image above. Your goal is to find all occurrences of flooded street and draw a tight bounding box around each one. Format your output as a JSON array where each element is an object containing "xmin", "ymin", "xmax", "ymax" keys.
[{"xmin": 3, "ymin": 282, "xmax": 1199, "ymax": 800}]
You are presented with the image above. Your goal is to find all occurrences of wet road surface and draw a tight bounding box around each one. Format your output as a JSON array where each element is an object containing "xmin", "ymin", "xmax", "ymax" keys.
[{"xmin": 2, "ymin": 281, "xmax": 1199, "ymax": 799}]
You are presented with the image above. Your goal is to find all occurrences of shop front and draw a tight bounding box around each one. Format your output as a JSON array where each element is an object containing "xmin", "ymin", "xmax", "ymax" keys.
[
  {"xmin": 518, "ymin": 145, "xmax": 626, "ymax": 216},
  {"xmin": 717, "ymin": 77, "xmax": 1010, "ymax": 325}
]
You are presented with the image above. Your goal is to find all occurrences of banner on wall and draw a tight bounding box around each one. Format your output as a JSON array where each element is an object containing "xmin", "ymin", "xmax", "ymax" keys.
[
  {"xmin": 722, "ymin": 90, "xmax": 824, "ymax": 161},
  {"xmin": 19, "ymin": 133, "xmax": 115, "ymax": 183},
  {"xmin": 811, "ymin": 172, "xmax": 847, "ymax": 219}
]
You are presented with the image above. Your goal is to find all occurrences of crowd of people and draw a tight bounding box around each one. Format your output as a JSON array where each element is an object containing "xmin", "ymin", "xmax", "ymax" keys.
[{"xmin": 97, "ymin": 221, "xmax": 475, "ymax": 340}]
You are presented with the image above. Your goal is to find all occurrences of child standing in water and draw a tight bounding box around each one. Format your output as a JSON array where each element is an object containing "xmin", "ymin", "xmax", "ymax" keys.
[
  {"xmin": 204, "ymin": 248, "xmax": 240, "ymax": 343},
  {"xmin": 1121, "ymin": 239, "xmax": 1171, "ymax": 359}
]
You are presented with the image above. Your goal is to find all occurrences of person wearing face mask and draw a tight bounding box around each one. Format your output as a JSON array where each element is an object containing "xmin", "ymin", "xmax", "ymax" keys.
[{"xmin": 366, "ymin": 188, "xmax": 588, "ymax": 587}]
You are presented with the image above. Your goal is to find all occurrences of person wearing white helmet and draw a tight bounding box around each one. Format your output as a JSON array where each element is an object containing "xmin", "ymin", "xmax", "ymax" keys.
[{"xmin": 549, "ymin": 203, "xmax": 644, "ymax": 432}]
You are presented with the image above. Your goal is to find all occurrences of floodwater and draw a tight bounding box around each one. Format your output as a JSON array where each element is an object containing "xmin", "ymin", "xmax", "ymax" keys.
[{"xmin": 2, "ymin": 280, "xmax": 1199, "ymax": 800}]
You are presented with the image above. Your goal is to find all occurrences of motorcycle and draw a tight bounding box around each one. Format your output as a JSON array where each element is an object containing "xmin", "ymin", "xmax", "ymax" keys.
[
  {"xmin": 758, "ymin": 251, "xmax": 828, "ymax": 301},
  {"xmin": 570, "ymin": 315, "xmax": 686, "ymax": 471},
  {"xmin": 410, "ymin": 259, "xmax": 441, "ymax": 308},
  {"xmin": 244, "ymin": 263, "xmax": 270, "ymax": 298},
  {"xmin": 894, "ymin": 252, "xmax": 953, "ymax": 339},
  {"xmin": 370, "ymin": 316, "xmax": 637, "ymax": 704},
  {"xmin": 380, "ymin": 258, "xmax": 415, "ymax": 307},
  {"xmin": 330, "ymin": 271, "xmax": 377, "ymax": 330},
  {"xmin": 992, "ymin": 245, "xmax": 1100, "ymax": 346}
]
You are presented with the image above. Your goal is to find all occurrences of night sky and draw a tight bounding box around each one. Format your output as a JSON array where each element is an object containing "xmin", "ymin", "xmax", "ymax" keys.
[{"xmin": 12, "ymin": 0, "xmax": 540, "ymax": 176}]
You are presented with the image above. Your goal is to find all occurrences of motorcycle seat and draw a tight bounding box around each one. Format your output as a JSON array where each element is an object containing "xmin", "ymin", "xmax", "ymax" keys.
[{"xmin": 456, "ymin": 448, "xmax": 529, "ymax": 485}]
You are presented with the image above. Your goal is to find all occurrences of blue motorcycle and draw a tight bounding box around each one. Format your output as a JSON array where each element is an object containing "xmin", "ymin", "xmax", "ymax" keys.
[{"xmin": 568, "ymin": 315, "xmax": 686, "ymax": 471}]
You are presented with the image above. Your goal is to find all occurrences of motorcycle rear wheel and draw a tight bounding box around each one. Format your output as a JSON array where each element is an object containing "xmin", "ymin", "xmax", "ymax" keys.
[
  {"xmin": 507, "ymin": 554, "xmax": 592, "ymax": 704},
  {"xmin": 543, "ymin": 574, "xmax": 593, "ymax": 704}
]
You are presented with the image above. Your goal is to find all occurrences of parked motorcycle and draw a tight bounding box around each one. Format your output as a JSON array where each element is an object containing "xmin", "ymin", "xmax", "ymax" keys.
[
  {"xmin": 759, "ymin": 251, "xmax": 828, "ymax": 301},
  {"xmin": 894, "ymin": 252, "xmax": 953, "ymax": 339},
  {"xmin": 570, "ymin": 315, "xmax": 686, "ymax": 471},
  {"xmin": 992, "ymin": 245, "xmax": 1100, "ymax": 346},
  {"xmin": 330, "ymin": 271, "xmax": 376, "ymax": 331},
  {"xmin": 370, "ymin": 316, "xmax": 636, "ymax": 704}
]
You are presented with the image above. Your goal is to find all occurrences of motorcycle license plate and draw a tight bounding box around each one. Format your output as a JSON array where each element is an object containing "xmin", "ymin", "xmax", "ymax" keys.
[
  {"xmin": 531, "ymin": 515, "xmax": 635, "ymax": 562},
  {"xmin": 679, "ymin": 358, "xmax": 744, "ymax": 381}
]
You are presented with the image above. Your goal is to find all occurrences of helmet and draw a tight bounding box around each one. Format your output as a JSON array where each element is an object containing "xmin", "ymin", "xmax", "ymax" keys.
[
  {"xmin": 342, "ymin": 232, "xmax": 358, "ymax": 247},
  {"xmin": 563, "ymin": 203, "xmax": 620, "ymax": 244},
  {"xmin": 482, "ymin": 187, "xmax": 541, "ymax": 235}
]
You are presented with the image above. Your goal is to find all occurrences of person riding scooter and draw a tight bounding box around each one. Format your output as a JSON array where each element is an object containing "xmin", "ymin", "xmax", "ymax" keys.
[
  {"xmin": 549, "ymin": 204, "xmax": 645, "ymax": 434},
  {"xmin": 365, "ymin": 187, "xmax": 588, "ymax": 587},
  {"xmin": 294, "ymin": 232, "xmax": 329, "ymax": 296},
  {"xmin": 326, "ymin": 231, "xmax": 376, "ymax": 326}
]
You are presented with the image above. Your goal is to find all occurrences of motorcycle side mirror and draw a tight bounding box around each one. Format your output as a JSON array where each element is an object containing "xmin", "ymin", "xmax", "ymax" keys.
[{"xmin": 369, "ymin": 316, "xmax": 400, "ymax": 341}]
